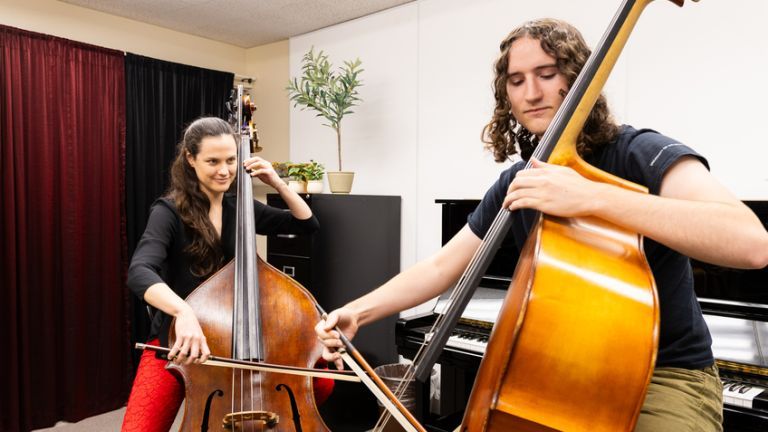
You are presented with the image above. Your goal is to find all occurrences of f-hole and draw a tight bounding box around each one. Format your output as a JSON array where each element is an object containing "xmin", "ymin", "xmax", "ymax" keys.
[
  {"xmin": 200, "ymin": 389, "xmax": 224, "ymax": 432},
  {"xmin": 276, "ymin": 383, "xmax": 302, "ymax": 432}
]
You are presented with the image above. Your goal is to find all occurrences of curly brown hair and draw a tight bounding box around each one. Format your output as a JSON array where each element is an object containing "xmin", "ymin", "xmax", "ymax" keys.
[
  {"xmin": 482, "ymin": 18, "xmax": 619, "ymax": 162},
  {"xmin": 167, "ymin": 117, "xmax": 235, "ymax": 277}
]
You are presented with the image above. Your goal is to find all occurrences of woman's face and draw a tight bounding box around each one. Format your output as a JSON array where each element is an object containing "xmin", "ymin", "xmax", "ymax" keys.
[{"xmin": 186, "ymin": 134, "xmax": 237, "ymax": 200}]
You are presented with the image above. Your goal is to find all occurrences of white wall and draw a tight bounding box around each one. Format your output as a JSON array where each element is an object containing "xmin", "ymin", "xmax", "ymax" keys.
[
  {"xmin": 289, "ymin": 5, "xmax": 420, "ymax": 268},
  {"xmin": 288, "ymin": 0, "xmax": 768, "ymax": 293},
  {"xmin": 245, "ymin": 40, "xmax": 292, "ymax": 257},
  {"xmin": 623, "ymin": 1, "xmax": 768, "ymax": 198},
  {"xmin": 0, "ymin": 0, "xmax": 245, "ymax": 74}
]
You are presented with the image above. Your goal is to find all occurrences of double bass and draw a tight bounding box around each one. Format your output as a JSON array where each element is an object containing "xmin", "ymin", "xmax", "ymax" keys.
[
  {"xmin": 349, "ymin": 0, "xmax": 696, "ymax": 431},
  {"xmin": 461, "ymin": 0, "xmax": 693, "ymax": 430},
  {"xmin": 140, "ymin": 88, "xmax": 349, "ymax": 431}
]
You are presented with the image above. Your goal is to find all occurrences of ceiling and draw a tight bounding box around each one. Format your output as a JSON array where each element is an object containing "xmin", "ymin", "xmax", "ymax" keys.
[{"xmin": 59, "ymin": 0, "xmax": 414, "ymax": 48}]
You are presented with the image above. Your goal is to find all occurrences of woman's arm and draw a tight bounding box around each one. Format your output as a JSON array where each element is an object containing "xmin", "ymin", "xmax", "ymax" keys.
[
  {"xmin": 272, "ymin": 181, "xmax": 312, "ymax": 220},
  {"xmin": 244, "ymin": 156, "xmax": 312, "ymax": 220},
  {"xmin": 143, "ymin": 282, "xmax": 211, "ymax": 364},
  {"xmin": 127, "ymin": 201, "xmax": 210, "ymax": 364}
]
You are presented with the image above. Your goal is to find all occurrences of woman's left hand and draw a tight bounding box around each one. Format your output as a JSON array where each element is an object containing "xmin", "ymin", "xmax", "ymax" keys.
[{"xmin": 243, "ymin": 157, "xmax": 283, "ymax": 189}]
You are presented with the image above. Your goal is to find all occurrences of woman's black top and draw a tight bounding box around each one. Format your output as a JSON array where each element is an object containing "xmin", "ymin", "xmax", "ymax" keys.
[{"xmin": 127, "ymin": 193, "xmax": 319, "ymax": 346}]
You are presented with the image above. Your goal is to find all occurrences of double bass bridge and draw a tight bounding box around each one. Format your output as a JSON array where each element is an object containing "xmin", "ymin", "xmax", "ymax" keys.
[{"xmin": 222, "ymin": 410, "xmax": 279, "ymax": 430}]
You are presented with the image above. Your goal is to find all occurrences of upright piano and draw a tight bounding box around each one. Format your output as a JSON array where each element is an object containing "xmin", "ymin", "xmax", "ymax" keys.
[
  {"xmin": 395, "ymin": 199, "xmax": 768, "ymax": 432},
  {"xmin": 694, "ymin": 199, "xmax": 768, "ymax": 431}
]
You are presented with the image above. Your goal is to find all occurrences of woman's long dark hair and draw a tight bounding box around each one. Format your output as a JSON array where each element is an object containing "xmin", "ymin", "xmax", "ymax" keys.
[
  {"xmin": 167, "ymin": 117, "xmax": 235, "ymax": 277},
  {"xmin": 482, "ymin": 18, "xmax": 619, "ymax": 162}
]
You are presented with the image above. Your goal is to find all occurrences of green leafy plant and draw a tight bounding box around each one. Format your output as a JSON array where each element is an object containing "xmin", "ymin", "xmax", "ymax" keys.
[
  {"xmin": 286, "ymin": 47, "xmax": 363, "ymax": 172},
  {"xmin": 305, "ymin": 160, "xmax": 325, "ymax": 181},
  {"xmin": 287, "ymin": 163, "xmax": 309, "ymax": 182},
  {"xmin": 286, "ymin": 161, "xmax": 325, "ymax": 182}
]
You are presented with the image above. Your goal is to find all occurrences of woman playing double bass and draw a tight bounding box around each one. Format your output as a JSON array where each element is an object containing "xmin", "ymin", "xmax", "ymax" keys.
[
  {"xmin": 315, "ymin": 19, "xmax": 768, "ymax": 432},
  {"xmin": 122, "ymin": 117, "xmax": 332, "ymax": 431}
]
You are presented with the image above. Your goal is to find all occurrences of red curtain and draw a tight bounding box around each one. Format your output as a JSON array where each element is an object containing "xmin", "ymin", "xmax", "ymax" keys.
[{"xmin": 0, "ymin": 25, "xmax": 130, "ymax": 431}]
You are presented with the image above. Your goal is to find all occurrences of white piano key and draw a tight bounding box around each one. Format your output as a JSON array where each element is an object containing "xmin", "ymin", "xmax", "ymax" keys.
[
  {"xmin": 425, "ymin": 331, "xmax": 488, "ymax": 354},
  {"xmin": 723, "ymin": 383, "xmax": 765, "ymax": 409}
]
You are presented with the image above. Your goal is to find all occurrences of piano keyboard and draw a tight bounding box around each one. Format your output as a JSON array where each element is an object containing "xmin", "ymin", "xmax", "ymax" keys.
[
  {"xmin": 423, "ymin": 329, "xmax": 768, "ymax": 412},
  {"xmin": 722, "ymin": 378, "xmax": 768, "ymax": 410},
  {"xmin": 425, "ymin": 327, "xmax": 489, "ymax": 354}
]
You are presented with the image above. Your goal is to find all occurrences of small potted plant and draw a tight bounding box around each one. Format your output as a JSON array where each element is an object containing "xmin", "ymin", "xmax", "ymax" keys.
[
  {"xmin": 305, "ymin": 160, "xmax": 325, "ymax": 194},
  {"xmin": 272, "ymin": 161, "xmax": 291, "ymax": 184},
  {"xmin": 286, "ymin": 47, "xmax": 363, "ymax": 194},
  {"xmin": 287, "ymin": 163, "xmax": 309, "ymax": 194}
]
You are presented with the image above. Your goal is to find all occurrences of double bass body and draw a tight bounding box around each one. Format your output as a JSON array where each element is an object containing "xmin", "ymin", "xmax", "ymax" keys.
[
  {"xmin": 462, "ymin": 207, "xmax": 659, "ymax": 431},
  {"xmin": 168, "ymin": 257, "xmax": 329, "ymax": 431}
]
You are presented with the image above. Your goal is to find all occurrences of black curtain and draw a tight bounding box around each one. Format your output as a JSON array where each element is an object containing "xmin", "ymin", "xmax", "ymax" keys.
[{"xmin": 124, "ymin": 53, "xmax": 233, "ymax": 368}]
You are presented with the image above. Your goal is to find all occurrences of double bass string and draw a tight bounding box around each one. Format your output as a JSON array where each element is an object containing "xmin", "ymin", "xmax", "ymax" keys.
[
  {"xmin": 238, "ymin": 85, "xmax": 257, "ymax": 430},
  {"xmin": 231, "ymin": 89, "xmax": 266, "ymax": 430},
  {"xmin": 239, "ymin": 125, "xmax": 264, "ymax": 431}
]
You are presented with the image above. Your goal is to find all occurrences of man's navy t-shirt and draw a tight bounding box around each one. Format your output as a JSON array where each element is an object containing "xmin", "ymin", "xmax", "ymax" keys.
[{"xmin": 467, "ymin": 125, "xmax": 714, "ymax": 369}]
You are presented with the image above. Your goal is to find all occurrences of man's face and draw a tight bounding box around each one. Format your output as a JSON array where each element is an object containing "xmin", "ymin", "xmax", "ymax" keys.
[{"xmin": 505, "ymin": 37, "xmax": 569, "ymax": 137}]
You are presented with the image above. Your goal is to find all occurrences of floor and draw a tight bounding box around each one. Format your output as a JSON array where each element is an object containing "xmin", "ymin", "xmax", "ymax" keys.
[
  {"xmin": 28, "ymin": 380, "xmax": 409, "ymax": 431},
  {"xmin": 31, "ymin": 407, "xmax": 182, "ymax": 432}
]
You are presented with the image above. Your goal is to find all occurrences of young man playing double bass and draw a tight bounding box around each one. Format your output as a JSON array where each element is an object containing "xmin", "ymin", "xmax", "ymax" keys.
[{"xmin": 315, "ymin": 18, "xmax": 768, "ymax": 431}]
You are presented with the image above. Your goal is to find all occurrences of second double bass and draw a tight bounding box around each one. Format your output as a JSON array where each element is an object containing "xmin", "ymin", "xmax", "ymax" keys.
[{"xmin": 318, "ymin": 0, "xmax": 736, "ymax": 431}]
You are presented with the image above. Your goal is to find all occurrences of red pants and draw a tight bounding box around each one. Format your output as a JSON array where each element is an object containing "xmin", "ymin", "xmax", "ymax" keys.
[{"xmin": 121, "ymin": 340, "xmax": 334, "ymax": 432}]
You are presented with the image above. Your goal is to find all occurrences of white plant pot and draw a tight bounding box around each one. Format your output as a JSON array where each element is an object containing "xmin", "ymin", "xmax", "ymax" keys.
[
  {"xmin": 288, "ymin": 180, "xmax": 307, "ymax": 194},
  {"xmin": 306, "ymin": 180, "xmax": 324, "ymax": 194}
]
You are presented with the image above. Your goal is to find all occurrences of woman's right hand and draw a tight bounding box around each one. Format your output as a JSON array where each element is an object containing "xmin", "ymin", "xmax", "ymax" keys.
[
  {"xmin": 315, "ymin": 307, "xmax": 359, "ymax": 370},
  {"xmin": 168, "ymin": 307, "xmax": 211, "ymax": 365},
  {"xmin": 243, "ymin": 156, "xmax": 282, "ymax": 190}
]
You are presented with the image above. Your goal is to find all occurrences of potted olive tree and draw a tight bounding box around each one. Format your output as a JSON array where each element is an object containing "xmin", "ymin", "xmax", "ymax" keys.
[{"xmin": 286, "ymin": 47, "xmax": 363, "ymax": 194}]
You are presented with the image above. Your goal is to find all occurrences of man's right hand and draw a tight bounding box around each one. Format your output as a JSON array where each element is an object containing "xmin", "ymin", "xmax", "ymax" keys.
[{"xmin": 315, "ymin": 307, "xmax": 359, "ymax": 370}]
